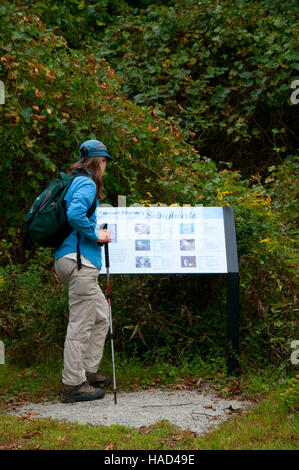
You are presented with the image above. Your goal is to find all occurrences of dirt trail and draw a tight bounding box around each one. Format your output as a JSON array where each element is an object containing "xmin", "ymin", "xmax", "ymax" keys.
[{"xmin": 10, "ymin": 388, "xmax": 253, "ymax": 436}]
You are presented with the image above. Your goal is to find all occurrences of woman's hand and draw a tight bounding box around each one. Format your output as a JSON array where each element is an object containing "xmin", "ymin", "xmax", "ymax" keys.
[{"xmin": 97, "ymin": 229, "xmax": 111, "ymax": 244}]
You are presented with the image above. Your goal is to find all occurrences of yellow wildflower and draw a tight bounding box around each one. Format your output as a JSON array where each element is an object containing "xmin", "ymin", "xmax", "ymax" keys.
[{"xmin": 260, "ymin": 238, "xmax": 271, "ymax": 243}]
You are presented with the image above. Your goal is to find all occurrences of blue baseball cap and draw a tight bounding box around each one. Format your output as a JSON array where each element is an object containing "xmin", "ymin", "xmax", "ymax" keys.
[{"xmin": 79, "ymin": 140, "xmax": 115, "ymax": 161}]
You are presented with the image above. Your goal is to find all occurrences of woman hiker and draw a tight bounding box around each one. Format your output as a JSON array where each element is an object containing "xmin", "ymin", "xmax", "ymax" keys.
[{"xmin": 53, "ymin": 139, "xmax": 113, "ymax": 403}]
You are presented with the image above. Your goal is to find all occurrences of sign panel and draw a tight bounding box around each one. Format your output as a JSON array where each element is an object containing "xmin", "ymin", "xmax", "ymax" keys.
[{"xmin": 97, "ymin": 206, "xmax": 228, "ymax": 274}]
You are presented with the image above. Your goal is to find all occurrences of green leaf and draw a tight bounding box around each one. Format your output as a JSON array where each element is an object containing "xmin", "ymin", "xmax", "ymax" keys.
[{"xmin": 21, "ymin": 107, "xmax": 32, "ymax": 123}]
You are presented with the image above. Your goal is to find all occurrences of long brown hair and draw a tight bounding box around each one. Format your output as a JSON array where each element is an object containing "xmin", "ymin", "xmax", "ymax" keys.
[{"xmin": 68, "ymin": 157, "xmax": 105, "ymax": 201}]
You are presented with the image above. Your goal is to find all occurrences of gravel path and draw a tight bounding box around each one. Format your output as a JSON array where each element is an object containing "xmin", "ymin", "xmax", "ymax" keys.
[{"xmin": 10, "ymin": 388, "xmax": 252, "ymax": 436}]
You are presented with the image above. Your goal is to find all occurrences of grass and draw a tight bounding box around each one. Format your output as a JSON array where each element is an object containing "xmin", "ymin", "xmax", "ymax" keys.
[
  {"xmin": 196, "ymin": 389, "xmax": 298, "ymax": 450},
  {"xmin": 0, "ymin": 353, "xmax": 285, "ymax": 402},
  {"xmin": 0, "ymin": 353, "xmax": 226, "ymax": 403},
  {"xmin": 0, "ymin": 356, "xmax": 298, "ymax": 450}
]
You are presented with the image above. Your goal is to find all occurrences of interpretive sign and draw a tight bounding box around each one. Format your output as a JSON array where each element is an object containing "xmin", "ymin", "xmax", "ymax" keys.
[
  {"xmin": 97, "ymin": 205, "xmax": 240, "ymax": 376},
  {"xmin": 97, "ymin": 206, "xmax": 228, "ymax": 274}
]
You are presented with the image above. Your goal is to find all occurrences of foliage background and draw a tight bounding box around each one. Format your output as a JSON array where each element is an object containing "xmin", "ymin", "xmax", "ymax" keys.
[
  {"xmin": 21, "ymin": 0, "xmax": 299, "ymax": 174},
  {"xmin": 0, "ymin": 0, "xmax": 298, "ymax": 372}
]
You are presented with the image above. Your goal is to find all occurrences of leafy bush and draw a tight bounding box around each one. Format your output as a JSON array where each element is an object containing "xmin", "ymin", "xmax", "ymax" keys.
[
  {"xmin": 279, "ymin": 375, "xmax": 299, "ymax": 411},
  {"xmin": 92, "ymin": 0, "xmax": 299, "ymax": 172},
  {"xmin": 0, "ymin": 1, "xmax": 197, "ymax": 249},
  {"xmin": 19, "ymin": 1, "xmax": 299, "ymax": 173},
  {"xmin": 0, "ymin": 247, "xmax": 68, "ymax": 363},
  {"xmin": 21, "ymin": 0, "xmax": 176, "ymax": 49},
  {"xmin": 20, "ymin": 0, "xmax": 130, "ymax": 49}
]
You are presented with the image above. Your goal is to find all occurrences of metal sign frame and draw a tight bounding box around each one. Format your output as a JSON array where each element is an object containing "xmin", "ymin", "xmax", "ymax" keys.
[{"xmin": 223, "ymin": 206, "xmax": 240, "ymax": 376}]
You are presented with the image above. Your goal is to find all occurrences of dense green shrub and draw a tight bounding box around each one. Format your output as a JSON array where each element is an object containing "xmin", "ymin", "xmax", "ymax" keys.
[
  {"xmin": 0, "ymin": 247, "xmax": 68, "ymax": 363},
  {"xmin": 19, "ymin": 1, "xmax": 299, "ymax": 172},
  {"xmin": 93, "ymin": 0, "xmax": 299, "ymax": 172},
  {"xmin": 0, "ymin": 1, "xmax": 197, "ymax": 249},
  {"xmin": 20, "ymin": 0, "xmax": 175, "ymax": 49}
]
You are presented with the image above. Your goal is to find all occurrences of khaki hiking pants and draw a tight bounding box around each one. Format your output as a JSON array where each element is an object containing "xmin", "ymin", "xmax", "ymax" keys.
[{"xmin": 54, "ymin": 257, "xmax": 109, "ymax": 386}]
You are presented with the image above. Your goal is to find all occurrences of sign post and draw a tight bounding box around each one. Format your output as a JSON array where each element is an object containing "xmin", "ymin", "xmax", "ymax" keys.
[
  {"xmin": 97, "ymin": 206, "xmax": 240, "ymax": 376},
  {"xmin": 223, "ymin": 207, "xmax": 240, "ymax": 376}
]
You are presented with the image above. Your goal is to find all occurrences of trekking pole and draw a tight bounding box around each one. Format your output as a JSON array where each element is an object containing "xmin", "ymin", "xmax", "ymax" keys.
[{"xmin": 100, "ymin": 224, "xmax": 117, "ymax": 404}]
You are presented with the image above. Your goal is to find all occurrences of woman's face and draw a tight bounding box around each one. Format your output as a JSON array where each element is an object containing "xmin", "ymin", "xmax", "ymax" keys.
[{"xmin": 98, "ymin": 156, "xmax": 107, "ymax": 176}]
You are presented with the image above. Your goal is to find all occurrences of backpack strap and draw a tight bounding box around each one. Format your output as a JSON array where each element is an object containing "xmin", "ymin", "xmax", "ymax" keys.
[
  {"xmin": 76, "ymin": 196, "xmax": 97, "ymax": 270},
  {"xmin": 73, "ymin": 169, "xmax": 97, "ymax": 271}
]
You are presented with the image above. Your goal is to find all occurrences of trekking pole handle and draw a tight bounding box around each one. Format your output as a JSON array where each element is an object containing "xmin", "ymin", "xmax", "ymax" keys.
[
  {"xmin": 104, "ymin": 240, "xmax": 110, "ymax": 269},
  {"xmin": 98, "ymin": 223, "xmax": 110, "ymax": 269},
  {"xmin": 97, "ymin": 223, "xmax": 108, "ymax": 246}
]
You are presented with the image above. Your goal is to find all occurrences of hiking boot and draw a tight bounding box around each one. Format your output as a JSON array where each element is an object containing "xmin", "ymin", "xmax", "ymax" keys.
[
  {"xmin": 86, "ymin": 371, "xmax": 112, "ymax": 388},
  {"xmin": 61, "ymin": 381, "xmax": 105, "ymax": 403}
]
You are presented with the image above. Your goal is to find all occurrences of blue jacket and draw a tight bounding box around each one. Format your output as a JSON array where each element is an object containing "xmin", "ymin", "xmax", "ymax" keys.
[{"xmin": 53, "ymin": 175, "xmax": 102, "ymax": 269}]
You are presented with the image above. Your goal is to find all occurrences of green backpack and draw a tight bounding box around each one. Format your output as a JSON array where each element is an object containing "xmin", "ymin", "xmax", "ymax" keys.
[{"xmin": 25, "ymin": 170, "xmax": 96, "ymax": 250}]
